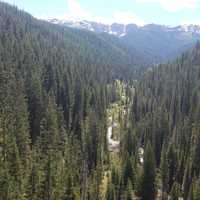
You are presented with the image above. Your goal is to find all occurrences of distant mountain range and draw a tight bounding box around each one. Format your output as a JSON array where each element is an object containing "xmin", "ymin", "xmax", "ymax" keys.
[
  {"xmin": 47, "ymin": 19, "xmax": 200, "ymax": 37},
  {"xmin": 47, "ymin": 19, "xmax": 200, "ymax": 64}
]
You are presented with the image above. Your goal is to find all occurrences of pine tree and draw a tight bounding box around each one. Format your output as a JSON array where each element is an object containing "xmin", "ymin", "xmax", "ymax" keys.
[
  {"xmin": 123, "ymin": 157, "xmax": 135, "ymax": 187},
  {"xmin": 139, "ymin": 142, "xmax": 156, "ymax": 200},
  {"xmin": 187, "ymin": 183, "xmax": 194, "ymax": 200},
  {"xmin": 111, "ymin": 166, "xmax": 121, "ymax": 192},
  {"xmin": 12, "ymin": 76, "xmax": 31, "ymax": 166},
  {"xmin": 39, "ymin": 94, "xmax": 60, "ymax": 153},
  {"xmin": 167, "ymin": 144, "xmax": 177, "ymax": 192},
  {"xmin": 27, "ymin": 148, "xmax": 45, "ymax": 200},
  {"xmin": 182, "ymin": 161, "xmax": 192, "ymax": 200},
  {"xmin": 160, "ymin": 143, "xmax": 168, "ymax": 200},
  {"xmin": 64, "ymin": 175, "xmax": 76, "ymax": 200},
  {"xmin": 193, "ymin": 178, "xmax": 200, "ymax": 200},
  {"xmin": 6, "ymin": 135, "xmax": 25, "ymax": 199},
  {"xmin": 106, "ymin": 180, "xmax": 116, "ymax": 200},
  {"xmin": 170, "ymin": 182, "xmax": 181, "ymax": 200},
  {"xmin": 126, "ymin": 179, "xmax": 133, "ymax": 200}
]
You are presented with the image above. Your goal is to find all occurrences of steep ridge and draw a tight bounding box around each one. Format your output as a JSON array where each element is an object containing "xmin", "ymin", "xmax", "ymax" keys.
[
  {"xmin": 0, "ymin": 2, "xmax": 139, "ymax": 198},
  {"xmin": 0, "ymin": 2, "xmax": 143, "ymax": 81},
  {"xmin": 128, "ymin": 42, "xmax": 200, "ymax": 199},
  {"xmin": 48, "ymin": 18, "xmax": 200, "ymax": 64}
]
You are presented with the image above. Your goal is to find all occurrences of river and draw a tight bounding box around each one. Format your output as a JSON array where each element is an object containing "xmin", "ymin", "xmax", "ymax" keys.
[{"xmin": 107, "ymin": 119, "xmax": 120, "ymax": 152}]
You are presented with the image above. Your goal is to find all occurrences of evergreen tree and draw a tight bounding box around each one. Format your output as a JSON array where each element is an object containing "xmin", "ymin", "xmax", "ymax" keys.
[
  {"xmin": 139, "ymin": 142, "xmax": 156, "ymax": 200},
  {"xmin": 193, "ymin": 178, "xmax": 200, "ymax": 200},
  {"xmin": 167, "ymin": 144, "xmax": 177, "ymax": 192},
  {"xmin": 170, "ymin": 182, "xmax": 181, "ymax": 200},
  {"xmin": 126, "ymin": 180, "xmax": 133, "ymax": 200},
  {"xmin": 106, "ymin": 180, "xmax": 116, "ymax": 200},
  {"xmin": 160, "ymin": 143, "xmax": 169, "ymax": 200},
  {"xmin": 182, "ymin": 161, "xmax": 192, "ymax": 200},
  {"xmin": 123, "ymin": 157, "xmax": 135, "ymax": 187},
  {"xmin": 187, "ymin": 183, "xmax": 194, "ymax": 200}
]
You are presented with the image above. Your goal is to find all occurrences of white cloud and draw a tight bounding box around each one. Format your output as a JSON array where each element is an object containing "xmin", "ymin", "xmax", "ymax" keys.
[
  {"xmin": 48, "ymin": 0, "xmax": 146, "ymax": 25},
  {"xmin": 40, "ymin": 0, "xmax": 92, "ymax": 21},
  {"xmin": 112, "ymin": 11, "xmax": 145, "ymax": 25},
  {"xmin": 137, "ymin": 0, "xmax": 199, "ymax": 12},
  {"xmin": 39, "ymin": 0, "xmax": 146, "ymax": 25},
  {"xmin": 67, "ymin": 0, "xmax": 91, "ymax": 20}
]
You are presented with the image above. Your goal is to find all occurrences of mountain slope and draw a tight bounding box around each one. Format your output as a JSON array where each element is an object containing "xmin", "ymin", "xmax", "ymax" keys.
[
  {"xmin": 0, "ymin": 2, "xmax": 137, "ymax": 199},
  {"xmin": 49, "ymin": 19, "xmax": 200, "ymax": 64},
  {"xmin": 122, "ymin": 24, "xmax": 200, "ymax": 63},
  {"xmin": 129, "ymin": 42, "xmax": 200, "ymax": 199},
  {"xmin": 0, "ymin": 2, "xmax": 144, "ymax": 81},
  {"xmin": 1, "ymin": 2, "xmax": 200, "ymax": 200},
  {"xmin": 0, "ymin": 1, "xmax": 140, "ymax": 142}
]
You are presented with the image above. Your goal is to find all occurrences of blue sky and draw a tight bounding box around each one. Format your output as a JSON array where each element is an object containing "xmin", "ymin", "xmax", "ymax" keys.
[{"xmin": 2, "ymin": 0, "xmax": 200, "ymax": 26}]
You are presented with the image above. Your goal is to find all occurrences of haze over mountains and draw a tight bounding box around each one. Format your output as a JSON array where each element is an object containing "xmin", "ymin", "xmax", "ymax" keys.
[
  {"xmin": 48, "ymin": 19, "xmax": 200, "ymax": 37},
  {"xmin": 48, "ymin": 18, "xmax": 200, "ymax": 64}
]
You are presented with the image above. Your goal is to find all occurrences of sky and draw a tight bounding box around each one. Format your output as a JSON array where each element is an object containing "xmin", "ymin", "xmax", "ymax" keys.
[{"xmin": 2, "ymin": 0, "xmax": 200, "ymax": 26}]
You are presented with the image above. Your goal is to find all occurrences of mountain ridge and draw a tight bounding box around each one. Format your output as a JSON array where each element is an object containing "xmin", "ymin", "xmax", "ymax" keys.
[
  {"xmin": 47, "ymin": 18, "xmax": 200, "ymax": 64},
  {"xmin": 47, "ymin": 18, "xmax": 200, "ymax": 37}
]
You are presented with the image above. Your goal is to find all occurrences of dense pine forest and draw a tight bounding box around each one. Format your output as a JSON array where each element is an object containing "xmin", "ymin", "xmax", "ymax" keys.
[
  {"xmin": 0, "ymin": 1, "xmax": 200, "ymax": 200},
  {"xmin": 127, "ymin": 43, "xmax": 200, "ymax": 200}
]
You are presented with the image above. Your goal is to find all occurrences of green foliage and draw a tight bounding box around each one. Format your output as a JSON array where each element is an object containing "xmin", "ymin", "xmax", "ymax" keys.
[
  {"xmin": 139, "ymin": 142, "xmax": 156, "ymax": 200},
  {"xmin": 123, "ymin": 157, "xmax": 135, "ymax": 187},
  {"xmin": 193, "ymin": 178, "xmax": 200, "ymax": 200},
  {"xmin": 106, "ymin": 180, "xmax": 116, "ymax": 200},
  {"xmin": 160, "ymin": 143, "xmax": 169, "ymax": 200},
  {"xmin": 170, "ymin": 182, "xmax": 181, "ymax": 200},
  {"xmin": 1, "ymin": 1, "xmax": 200, "ymax": 200},
  {"xmin": 130, "ymin": 42, "xmax": 200, "ymax": 199},
  {"xmin": 126, "ymin": 180, "xmax": 133, "ymax": 200},
  {"xmin": 0, "ymin": 2, "xmax": 120, "ymax": 199}
]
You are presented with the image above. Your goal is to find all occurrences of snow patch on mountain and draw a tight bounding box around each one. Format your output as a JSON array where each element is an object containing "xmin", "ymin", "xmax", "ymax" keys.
[{"xmin": 46, "ymin": 18, "xmax": 200, "ymax": 38}]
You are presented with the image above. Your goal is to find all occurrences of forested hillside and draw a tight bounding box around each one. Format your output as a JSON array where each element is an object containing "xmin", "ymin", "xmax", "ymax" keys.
[
  {"xmin": 127, "ymin": 42, "xmax": 200, "ymax": 199},
  {"xmin": 1, "ymin": 1, "xmax": 200, "ymax": 200},
  {"xmin": 121, "ymin": 24, "xmax": 200, "ymax": 64},
  {"xmin": 0, "ymin": 2, "xmax": 134, "ymax": 199},
  {"xmin": 49, "ymin": 19, "xmax": 200, "ymax": 65}
]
